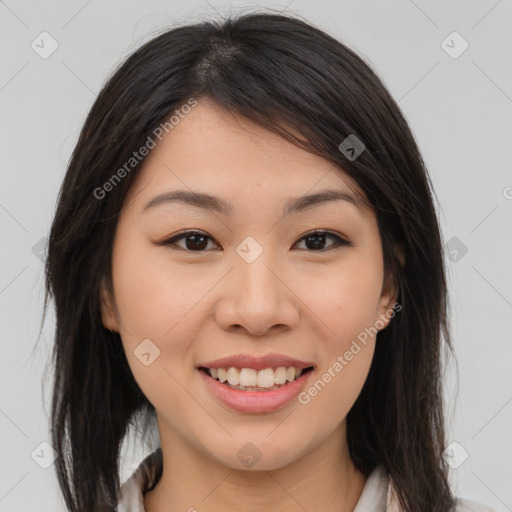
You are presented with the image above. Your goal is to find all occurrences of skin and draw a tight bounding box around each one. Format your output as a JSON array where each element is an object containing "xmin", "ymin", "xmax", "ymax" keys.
[{"xmin": 101, "ymin": 98, "xmax": 400, "ymax": 512}]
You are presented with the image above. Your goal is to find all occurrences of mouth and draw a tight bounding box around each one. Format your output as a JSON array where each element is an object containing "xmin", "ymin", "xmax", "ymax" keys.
[
  {"xmin": 197, "ymin": 364, "xmax": 316, "ymax": 413},
  {"xmin": 197, "ymin": 365, "xmax": 315, "ymax": 392}
]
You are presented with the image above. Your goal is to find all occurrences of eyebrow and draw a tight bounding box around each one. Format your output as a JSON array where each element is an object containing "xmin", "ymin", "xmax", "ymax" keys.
[{"xmin": 142, "ymin": 188, "xmax": 361, "ymax": 217}]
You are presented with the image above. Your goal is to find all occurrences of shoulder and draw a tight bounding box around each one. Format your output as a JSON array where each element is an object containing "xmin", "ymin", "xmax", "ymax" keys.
[
  {"xmin": 453, "ymin": 497, "xmax": 498, "ymax": 512},
  {"xmin": 385, "ymin": 468, "xmax": 496, "ymax": 512}
]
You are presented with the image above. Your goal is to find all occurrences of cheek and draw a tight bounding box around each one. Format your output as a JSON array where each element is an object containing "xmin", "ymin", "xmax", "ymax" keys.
[
  {"xmin": 299, "ymin": 254, "xmax": 383, "ymax": 340},
  {"xmin": 111, "ymin": 237, "xmax": 207, "ymax": 340},
  {"xmin": 110, "ymin": 239, "xmax": 201, "ymax": 408},
  {"xmin": 300, "ymin": 265, "xmax": 381, "ymax": 417},
  {"xmin": 295, "ymin": 253, "xmax": 382, "ymax": 407}
]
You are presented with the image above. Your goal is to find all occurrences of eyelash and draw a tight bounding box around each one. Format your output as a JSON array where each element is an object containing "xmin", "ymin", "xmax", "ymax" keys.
[{"xmin": 159, "ymin": 229, "xmax": 353, "ymax": 253}]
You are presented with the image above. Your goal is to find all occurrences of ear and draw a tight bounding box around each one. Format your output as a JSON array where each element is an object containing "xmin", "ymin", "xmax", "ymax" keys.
[
  {"xmin": 99, "ymin": 277, "xmax": 120, "ymax": 332},
  {"xmin": 376, "ymin": 243, "xmax": 405, "ymax": 330}
]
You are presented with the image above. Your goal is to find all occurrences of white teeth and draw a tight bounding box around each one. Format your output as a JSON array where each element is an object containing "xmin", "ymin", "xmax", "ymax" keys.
[
  {"xmin": 274, "ymin": 367, "xmax": 287, "ymax": 385},
  {"xmin": 218, "ymin": 368, "xmax": 228, "ymax": 383},
  {"xmin": 206, "ymin": 366, "xmax": 306, "ymax": 388},
  {"xmin": 227, "ymin": 367, "xmax": 239, "ymax": 386},
  {"xmin": 256, "ymin": 368, "xmax": 274, "ymax": 388},
  {"xmin": 240, "ymin": 368, "xmax": 258, "ymax": 387}
]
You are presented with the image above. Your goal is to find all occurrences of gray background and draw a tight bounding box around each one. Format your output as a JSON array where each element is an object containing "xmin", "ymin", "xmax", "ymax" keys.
[{"xmin": 1, "ymin": 0, "xmax": 511, "ymax": 510}]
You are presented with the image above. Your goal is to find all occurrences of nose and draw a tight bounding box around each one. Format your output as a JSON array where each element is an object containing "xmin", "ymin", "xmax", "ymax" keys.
[{"xmin": 214, "ymin": 252, "xmax": 300, "ymax": 337}]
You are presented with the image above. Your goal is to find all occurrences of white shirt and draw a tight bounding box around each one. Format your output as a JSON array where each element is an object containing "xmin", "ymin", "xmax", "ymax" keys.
[{"xmin": 116, "ymin": 448, "xmax": 496, "ymax": 511}]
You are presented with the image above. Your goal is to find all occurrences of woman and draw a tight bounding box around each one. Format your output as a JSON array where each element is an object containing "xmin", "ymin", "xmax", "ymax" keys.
[{"xmin": 43, "ymin": 11, "xmax": 496, "ymax": 512}]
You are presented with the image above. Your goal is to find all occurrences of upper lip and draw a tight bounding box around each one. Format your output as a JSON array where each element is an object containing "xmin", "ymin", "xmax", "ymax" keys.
[{"xmin": 198, "ymin": 353, "xmax": 315, "ymax": 371}]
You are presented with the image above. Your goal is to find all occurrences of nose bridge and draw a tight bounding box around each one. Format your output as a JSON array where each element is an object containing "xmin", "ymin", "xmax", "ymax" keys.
[
  {"xmin": 215, "ymin": 238, "xmax": 298, "ymax": 334},
  {"xmin": 233, "ymin": 240, "xmax": 283, "ymax": 309}
]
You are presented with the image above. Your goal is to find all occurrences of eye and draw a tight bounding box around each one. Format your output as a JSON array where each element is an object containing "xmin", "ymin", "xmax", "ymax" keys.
[
  {"xmin": 159, "ymin": 229, "xmax": 352, "ymax": 253},
  {"xmin": 293, "ymin": 229, "xmax": 352, "ymax": 251},
  {"xmin": 160, "ymin": 230, "xmax": 221, "ymax": 252}
]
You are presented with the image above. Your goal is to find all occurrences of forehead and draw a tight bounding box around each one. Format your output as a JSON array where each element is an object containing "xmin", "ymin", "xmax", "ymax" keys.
[{"xmin": 124, "ymin": 98, "xmax": 367, "ymax": 212}]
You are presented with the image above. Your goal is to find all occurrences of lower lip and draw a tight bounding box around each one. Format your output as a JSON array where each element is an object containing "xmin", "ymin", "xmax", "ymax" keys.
[{"xmin": 198, "ymin": 368, "xmax": 314, "ymax": 414}]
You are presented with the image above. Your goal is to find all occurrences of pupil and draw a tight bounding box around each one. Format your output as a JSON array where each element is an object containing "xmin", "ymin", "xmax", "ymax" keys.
[
  {"xmin": 307, "ymin": 234, "xmax": 325, "ymax": 250},
  {"xmin": 186, "ymin": 234, "xmax": 207, "ymax": 250}
]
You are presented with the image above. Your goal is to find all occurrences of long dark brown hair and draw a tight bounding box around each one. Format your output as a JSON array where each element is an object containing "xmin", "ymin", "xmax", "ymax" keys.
[{"xmin": 41, "ymin": 10, "xmax": 458, "ymax": 511}]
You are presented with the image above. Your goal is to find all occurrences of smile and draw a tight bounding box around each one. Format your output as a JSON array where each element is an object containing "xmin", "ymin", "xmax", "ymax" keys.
[{"xmin": 197, "ymin": 366, "xmax": 315, "ymax": 413}]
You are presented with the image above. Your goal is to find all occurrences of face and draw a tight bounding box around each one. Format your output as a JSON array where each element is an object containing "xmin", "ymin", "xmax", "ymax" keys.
[{"xmin": 101, "ymin": 98, "xmax": 398, "ymax": 471}]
